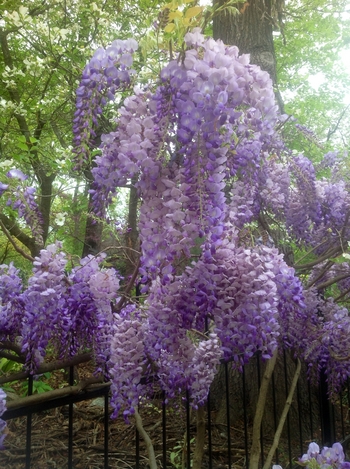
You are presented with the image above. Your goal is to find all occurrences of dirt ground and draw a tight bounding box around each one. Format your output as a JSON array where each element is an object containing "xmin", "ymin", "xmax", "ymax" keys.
[
  {"xmin": 1, "ymin": 362, "xmax": 349, "ymax": 469},
  {"xmin": 0, "ymin": 399, "xmax": 249, "ymax": 469},
  {"xmin": 0, "ymin": 362, "xmax": 244, "ymax": 469}
]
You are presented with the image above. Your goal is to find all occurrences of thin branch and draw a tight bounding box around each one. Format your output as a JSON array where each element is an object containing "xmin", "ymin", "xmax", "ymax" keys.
[
  {"xmin": 262, "ymin": 358, "xmax": 301, "ymax": 469},
  {"xmin": 306, "ymin": 260, "xmax": 334, "ymax": 289},
  {"xmin": 293, "ymin": 239, "xmax": 329, "ymax": 267},
  {"xmin": 115, "ymin": 257, "xmax": 141, "ymax": 312},
  {"xmin": 295, "ymin": 245, "xmax": 342, "ymax": 271},
  {"xmin": 0, "ymin": 341, "xmax": 23, "ymax": 357},
  {"xmin": 0, "ymin": 218, "xmax": 35, "ymax": 262},
  {"xmin": 327, "ymin": 104, "xmax": 350, "ymax": 142},
  {"xmin": 134, "ymin": 408, "xmax": 158, "ymax": 469},
  {"xmin": 315, "ymin": 272, "xmax": 350, "ymax": 291},
  {"xmin": 0, "ymin": 352, "xmax": 92, "ymax": 385},
  {"xmin": 6, "ymin": 376, "xmax": 106, "ymax": 410},
  {"xmin": 335, "ymin": 285, "xmax": 350, "ymax": 302},
  {"xmin": 249, "ymin": 349, "xmax": 278, "ymax": 469},
  {"xmin": 193, "ymin": 406, "xmax": 206, "ymax": 469},
  {"xmin": 0, "ymin": 351, "xmax": 24, "ymax": 364}
]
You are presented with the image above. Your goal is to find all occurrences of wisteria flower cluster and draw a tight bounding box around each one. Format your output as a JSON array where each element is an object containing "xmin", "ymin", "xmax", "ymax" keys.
[
  {"xmin": 69, "ymin": 31, "xmax": 350, "ymax": 416},
  {"xmin": 0, "ymin": 262, "xmax": 23, "ymax": 339},
  {"xmin": 72, "ymin": 39, "xmax": 137, "ymax": 169},
  {"xmin": 79, "ymin": 29, "xmax": 282, "ymax": 285},
  {"xmin": 298, "ymin": 441, "xmax": 350, "ymax": 469},
  {"xmin": 0, "ymin": 244, "xmax": 122, "ymax": 374},
  {"xmin": 273, "ymin": 442, "xmax": 350, "ymax": 469},
  {"xmin": 0, "ymin": 169, "xmax": 43, "ymax": 243},
  {"xmin": 293, "ymin": 287, "xmax": 350, "ymax": 396}
]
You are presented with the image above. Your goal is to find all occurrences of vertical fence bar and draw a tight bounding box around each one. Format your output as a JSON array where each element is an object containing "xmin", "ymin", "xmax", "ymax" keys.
[
  {"xmin": 308, "ymin": 380, "xmax": 314, "ymax": 441},
  {"xmin": 297, "ymin": 377, "xmax": 303, "ymax": 456},
  {"xmin": 207, "ymin": 392, "xmax": 213, "ymax": 469},
  {"xmin": 104, "ymin": 386, "xmax": 109, "ymax": 469},
  {"xmin": 283, "ymin": 350, "xmax": 292, "ymax": 467},
  {"xmin": 224, "ymin": 362, "xmax": 232, "ymax": 469},
  {"xmin": 162, "ymin": 392, "xmax": 166, "ymax": 469},
  {"xmin": 242, "ymin": 365, "xmax": 249, "ymax": 469},
  {"xmin": 204, "ymin": 316, "xmax": 212, "ymax": 469},
  {"xmin": 135, "ymin": 412, "xmax": 140, "ymax": 469},
  {"xmin": 332, "ymin": 401, "xmax": 336, "ymax": 443},
  {"xmin": 256, "ymin": 354, "xmax": 264, "ymax": 466},
  {"xmin": 340, "ymin": 391, "xmax": 345, "ymax": 440},
  {"xmin": 186, "ymin": 390, "xmax": 191, "ymax": 469},
  {"xmin": 25, "ymin": 374, "xmax": 33, "ymax": 469},
  {"xmin": 68, "ymin": 366, "xmax": 74, "ymax": 469},
  {"xmin": 319, "ymin": 369, "xmax": 333, "ymax": 445},
  {"xmin": 271, "ymin": 372, "xmax": 279, "ymax": 465}
]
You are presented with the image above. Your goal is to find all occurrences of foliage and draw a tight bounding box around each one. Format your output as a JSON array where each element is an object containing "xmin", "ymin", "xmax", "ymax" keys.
[{"xmin": 276, "ymin": 0, "xmax": 350, "ymax": 150}]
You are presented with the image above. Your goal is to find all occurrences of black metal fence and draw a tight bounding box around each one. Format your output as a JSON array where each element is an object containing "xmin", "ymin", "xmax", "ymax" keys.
[{"xmin": 1, "ymin": 352, "xmax": 349, "ymax": 469}]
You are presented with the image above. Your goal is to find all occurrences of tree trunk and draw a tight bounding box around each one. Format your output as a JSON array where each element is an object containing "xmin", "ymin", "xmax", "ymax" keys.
[
  {"xmin": 82, "ymin": 189, "xmax": 103, "ymax": 257},
  {"xmin": 213, "ymin": 0, "xmax": 284, "ymax": 111}
]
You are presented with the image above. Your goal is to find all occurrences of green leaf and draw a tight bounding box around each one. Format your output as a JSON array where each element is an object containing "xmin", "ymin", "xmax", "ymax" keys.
[{"xmin": 17, "ymin": 142, "xmax": 29, "ymax": 151}]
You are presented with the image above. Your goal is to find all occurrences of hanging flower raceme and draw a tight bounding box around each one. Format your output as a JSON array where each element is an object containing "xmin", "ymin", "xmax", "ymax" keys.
[
  {"xmin": 109, "ymin": 305, "xmax": 148, "ymax": 422},
  {"xmin": 299, "ymin": 288, "xmax": 350, "ymax": 397},
  {"xmin": 0, "ymin": 263, "xmax": 23, "ymax": 340},
  {"xmin": 72, "ymin": 39, "xmax": 138, "ymax": 170},
  {"xmin": 0, "ymin": 170, "xmax": 43, "ymax": 244},
  {"xmin": 0, "ymin": 243, "xmax": 123, "ymax": 376},
  {"xmin": 64, "ymin": 254, "xmax": 122, "ymax": 371},
  {"xmin": 20, "ymin": 243, "xmax": 68, "ymax": 372},
  {"xmin": 82, "ymin": 30, "xmax": 283, "ymax": 284}
]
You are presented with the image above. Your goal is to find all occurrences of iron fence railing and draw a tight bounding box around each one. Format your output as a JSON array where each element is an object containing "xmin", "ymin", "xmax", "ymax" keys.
[{"xmin": 1, "ymin": 353, "xmax": 349, "ymax": 469}]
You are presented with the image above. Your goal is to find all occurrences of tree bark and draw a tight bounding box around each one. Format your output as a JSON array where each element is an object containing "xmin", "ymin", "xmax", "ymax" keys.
[{"xmin": 213, "ymin": 0, "xmax": 284, "ymax": 111}]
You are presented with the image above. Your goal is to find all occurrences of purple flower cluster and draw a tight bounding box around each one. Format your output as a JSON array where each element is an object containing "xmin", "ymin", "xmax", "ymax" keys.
[
  {"xmin": 0, "ymin": 388, "xmax": 6, "ymax": 450},
  {"xmin": 0, "ymin": 263, "xmax": 23, "ymax": 340},
  {"xmin": 300, "ymin": 288, "xmax": 350, "ymax": 396},
  {"xmin": 72, "ymin": 39, "xmax": 137, "ymax": 169},
  {"xmin": 0, "ymin": 244, "xmax": 122, "ymax": 375},
  {"xmin": 21, "ymin": 243, "xmax": 68, "ymax": 372},
  {"xmin": 258, "ymin": 158, "xmax": 290, "ymax": 220},
  {"xmin": 0, "ymin": 170, "xmax": 43, "ymax": 243},
  {"xmin": 258, "ymin": 153, "xmax": 350, "ymax": 255},
  {"xmin": 83, "ymin": 30, "xmax": 282, "ymax": 285},
  {"xmin": 108, "ymin": 306, "xmax": 147, "ymax": 422},
  {"xmin": 134, "ymin": 238, "xmax": 304, "ymax": 409},
  {"xmin": 287, "ymin": 155, "xmax": 322, "ymax": 243},
  {"xmin": 299, "ymin": 442, "xmax": 350, "ymax": 469},
  {"xmin": 64, "ymin": 254, "xmax": 121, "ymax": 372}
]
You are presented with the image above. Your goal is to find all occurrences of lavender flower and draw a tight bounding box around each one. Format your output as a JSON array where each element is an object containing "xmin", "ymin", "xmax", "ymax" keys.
[
  {"xmin": 0, "ymin": 263, "xmax": 24, "ymax": 341},
  {"xmin": 299, "ymin": 442, "xmax": 349, "ymax": 469},
  {"xmin": 72, "ymin": 40, "xmax": 137, "ymax": 170},
  {"xmin": 21, "ymin": 243, "xmax": 68, "ymax": 372},
  {"xmin": 0, "ymin": 174, "xmax": 43, "ymax": 243}
]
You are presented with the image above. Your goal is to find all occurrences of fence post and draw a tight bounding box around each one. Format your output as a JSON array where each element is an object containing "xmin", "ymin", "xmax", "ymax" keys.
[
  {"xmin": 25, "ymin": 374, "xmax": 33, "ymax": 469},
  {"xmin": 319, "ymin": 369, "xmax": 335, "ymax": 445}
]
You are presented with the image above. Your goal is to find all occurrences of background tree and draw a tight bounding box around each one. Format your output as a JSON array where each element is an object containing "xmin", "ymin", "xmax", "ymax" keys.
[{"xmin": 0, "ymin": 0, "xmax": 167, "ymax": 265}]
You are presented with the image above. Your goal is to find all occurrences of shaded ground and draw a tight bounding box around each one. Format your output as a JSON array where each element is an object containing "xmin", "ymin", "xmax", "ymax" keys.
[
  {"xmin": 0, "ymin": 362, "xmax": 247, "ymax": 469},
  {"xmin": 0, "ymin": 399, "xmax": 250, "ymax": 469},
  {"xmin": 1, "ymin": 362, "xmax": 349, "ymax": 469}
]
